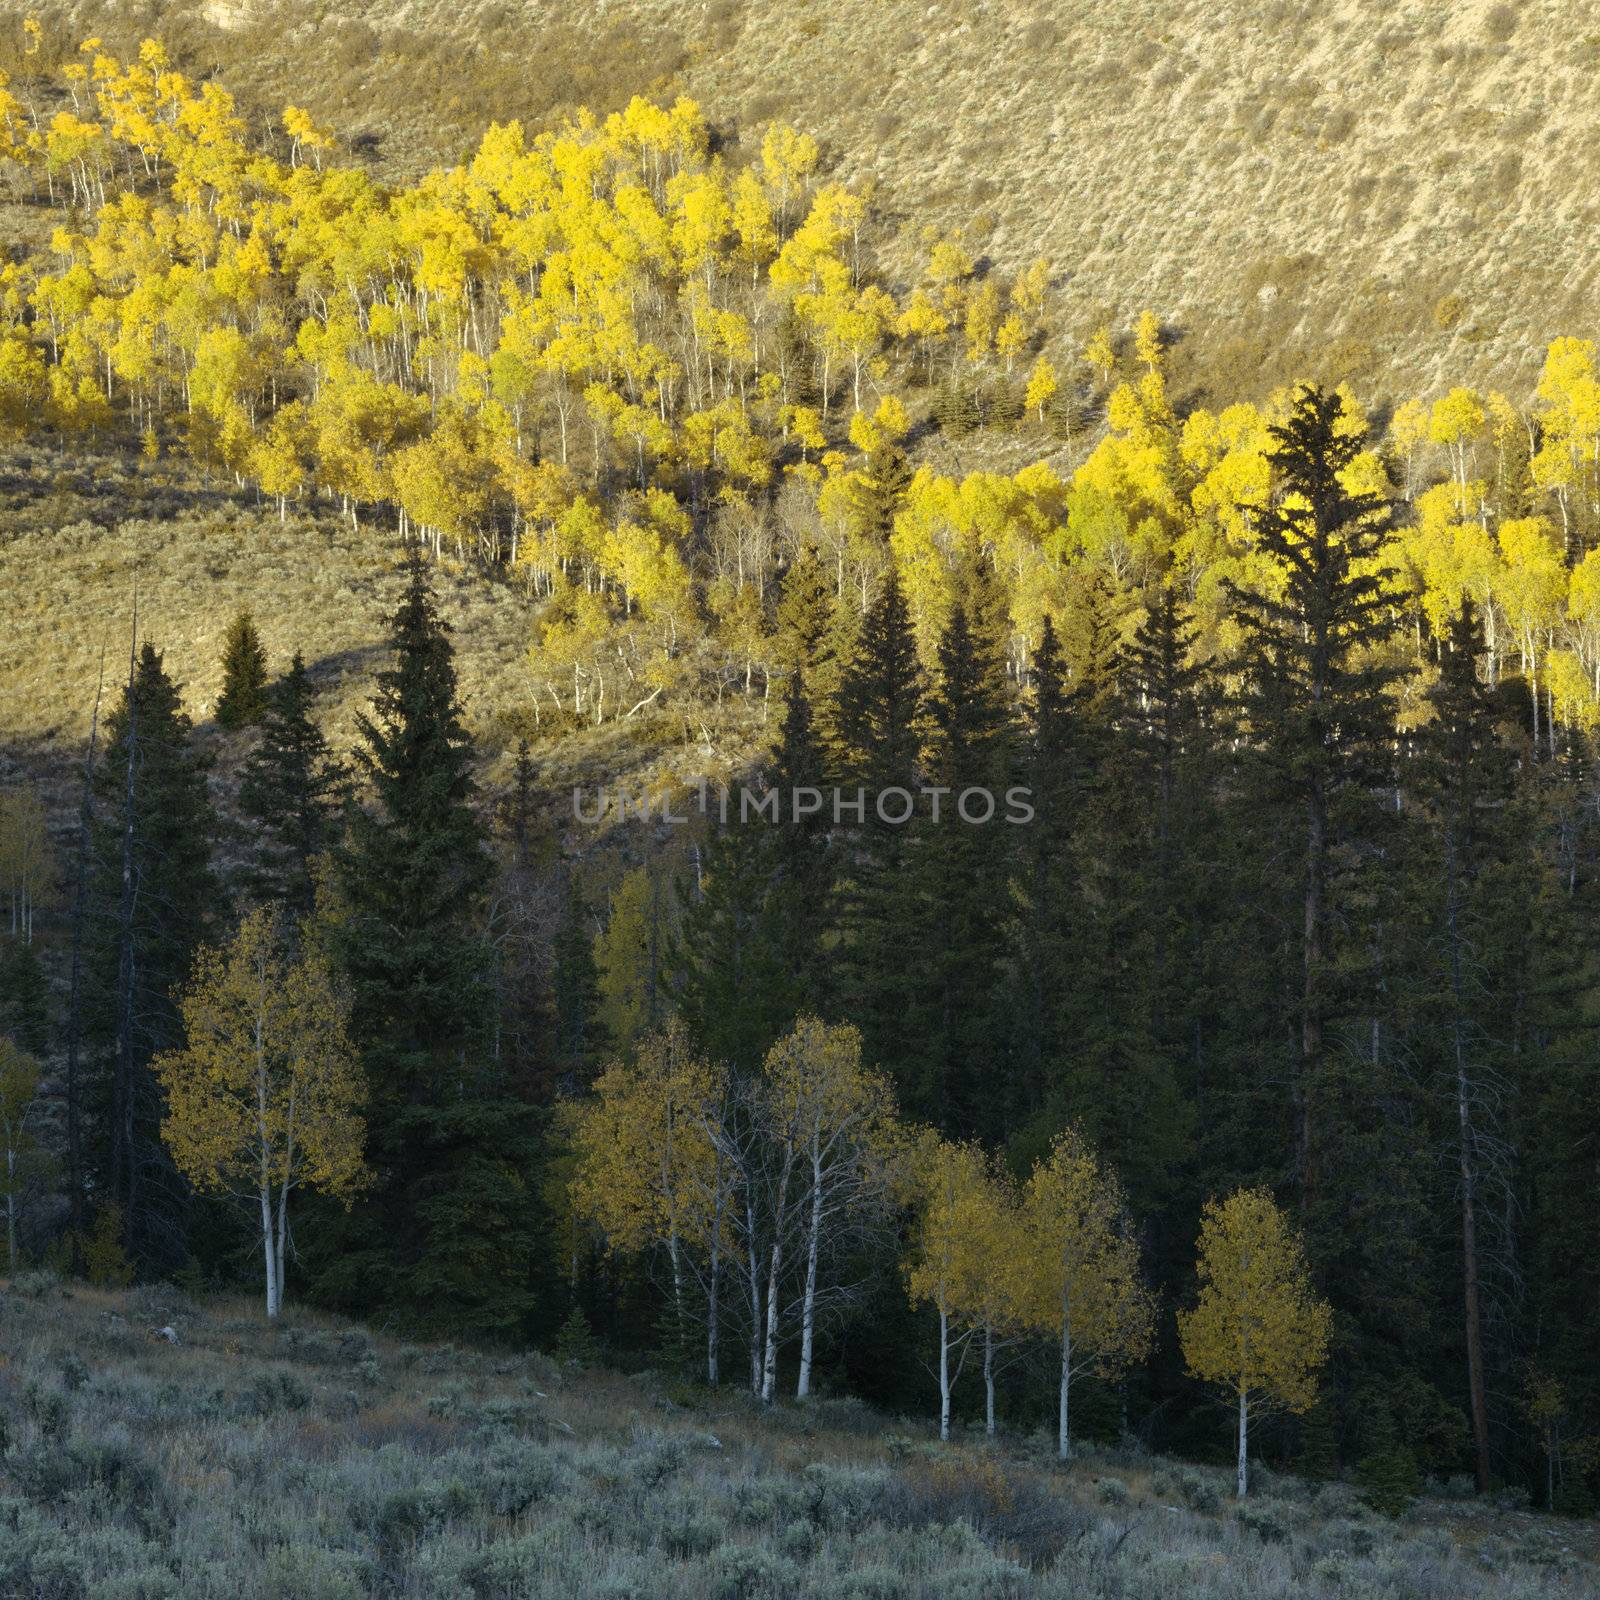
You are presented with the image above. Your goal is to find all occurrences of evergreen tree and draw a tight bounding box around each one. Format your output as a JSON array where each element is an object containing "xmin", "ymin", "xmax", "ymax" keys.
[
  {"xmin": 1223, "ymin": 385, "xmax": 1400, "ymax": 1210},
  {"xmin": 0, "ymin": 937, "xmax": 50, "ymax": 1055},
  {"xmin": 912, "ymin": 563, "xmax": 1017, "ymax": 1136},
  {"xmin": 322, "ymin": 555, "xmax": 537, "ymax": 1336},
  {"xmin": 237, "ymin": 652, "xmax": 345, "ymax": 918},
  {"xmin": 675, "ymin": 670, "xmax": 834, "ymax": 1070},
  {"xmin": 551, "ymin": 874, "xmax": 606, "ymax": 1093},
  {"xmin": 214, "ymin": 610, "xmax": 270, "ymax": 729},
  {"xmin": 1410, "ymin": 599, "xmax": 1519, "ymax": 1491},
  {"xmin": 1001, "ymin": 615, "xmax": 1071, "ymax": 1123},
  {"xmin": 852, "ymin": 437, "xmax": 913, "ymax": 548},
  {"xmin": 90, "ymin": 642, "xmax": 218, "ymax": 1274},
  {"xmin": 831, "ymin": 571, "xmax": 926, "ymax": 1106}
]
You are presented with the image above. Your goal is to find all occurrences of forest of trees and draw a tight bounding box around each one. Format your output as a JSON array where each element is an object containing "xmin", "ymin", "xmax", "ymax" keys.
[{"xmin": 2, "ymin": 30, "xmax": 1600, "ymax": 1520}]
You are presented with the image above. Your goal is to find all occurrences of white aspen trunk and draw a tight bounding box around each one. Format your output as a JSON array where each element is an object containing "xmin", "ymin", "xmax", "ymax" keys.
[
  {"xmin": 707, "ymin": 1244, "xmax": 720, "ymax": 1387},
  {"xmin": 746, "ymin": 1196, "xmax": 763, "ymax": 1396},
  {"xmin": 1237, "ymin": 1388, "xmax": 1249, "ymax": 1498},
  {"xmin": 761, "ymin": 1233, "xmax": 784, "ymax": 1402},
  {"xmin": 1058, "ymin": 1284, "xmax": 1072, "ymax": 1460},
  {"xmin": 273, "ymin": 1178, "xmax": 290, "ymax": 1320},
  {"xmin": 984, "ymin": 1323, "xmax": 996, "ymax": 1437},
  {"xmin": 668, "ymin": 1223, "xmax": 685, "ymax": 1349},
  {"xmin": 797, "ymin": 1138, "xmax": 823, "ymax": 1399},
  {"xmin": 5, "ymin": 1143, "xmax": 15, "ymax": 1271},
  {"xmin": 761, "ymin": 1149, "xmax": 795, "ymax": 1403},
  {"xmin": 939, "ymin": 1303, "xmax": 953, "ymax": 1442},
  {"xmin": 259, "ymin": 1180, "xmax": 278, "ymax": 1319}
]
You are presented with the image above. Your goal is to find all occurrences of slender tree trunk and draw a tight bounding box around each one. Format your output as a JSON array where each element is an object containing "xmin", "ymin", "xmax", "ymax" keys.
[
  {"xmin": 761, "ymin": 1149, "xmax": 795, "ymax": 1402},
  {"xmin": 5, "ymin": 1144, "xmax": 15, "ymax": 1271},
  {"xmin": 761, "ymin": 1233, "xmax": 785, "ymax": 1402},
  {"xmin": 1237, "ymin": 1387, "xmax": 1250, "ymax": 1497},
  {"xmin": 745, "ymin": 1195, "xmax": 763, "ymax": 1396},
  {"xmin": 260, "ymin": 1181, "xmax": 278, "ymax": 1319},
  {"xmin": 939, "ymin": 1303, "xmax": 953, "ymax": 1442},
  {"xmin": 1301, "ymin": 776, "xmax": 1326, "ymax": 1204},
  {"xmin": 797, "ymin": 1141, "xmax": 823, "ymax": 1398},
  {"xmin": 1058, "ymin": 1286, "xmax": 1072, "ymax": 1460},
  {"xmin": 984, "ymin": 1323, "xmax": 996, "ymax": 1437},
  {"xmin": 1446, "ymin": 839, "xmax": 1493, "ymax": 1493},
  {"xmin": 64, "ymin": 656, "xmax": 104, "ymax": 1250}
]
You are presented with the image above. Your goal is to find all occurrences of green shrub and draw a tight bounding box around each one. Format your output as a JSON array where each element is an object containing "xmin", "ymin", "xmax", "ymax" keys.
[
  {"xmin": 13, "ymin": 1433, "xmax": 165, "ymax": 1533},
  {"xmin": 836, "ymin": 1565, "xmax": 909, "ymax": 1600},
  {"xmin": 1235, "ymin": 1500, "xmax": 1289, "ymax": 1543},
  {"xmin": 24, "ymin": 1381, "xmax": 69, "ymax": 1440},
  {"xmin": 238, "ymin": 1369, "xmax": 313, "ymax": 1418},
  {"xmin": 710, "ymin": 1544, "xmax": 803, "ymax": 1599},
  {"xmin": 258, "ymin": 1546, "xmax": 369, "ymax": 1600},
  {"xmin": 0, "ymin": 1495, "xmax": 88, "ymax": 1600},
  {"xmin": 1356, "ymin": 1445, "xmax": 1421, "ymax": 1517}
]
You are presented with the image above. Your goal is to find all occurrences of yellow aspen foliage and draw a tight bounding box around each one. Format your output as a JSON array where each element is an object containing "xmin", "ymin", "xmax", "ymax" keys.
[
  {"xmin": 963, "ymin": 280, "xmax": 1000, "ymax": 365},
  {"xmin": 1134, "ymin": 309, "xmax": 1163, "ymax": 371},
  {"xmin": 1429, "ymin": 386, "xmax": 1487, "ymax": 505},
  {"xmin": 995, "ymin": 312, "xmax": 1028, "ymax": 372},
  {"xmin": 1011, "ymin": 256, "xmax": 1051, "ymax": 318},
  {"xmin": 153, "ymin": 907, "xmax": 367, "ymax": 1318},
  {"xmin": 568, "ymin": 1017, "xmax": 724, "ymax": 1266},
  {"xmin": 282, "ymin": 106, "xmax": 335, "ymax": 170},
  {"xmin": 757, "ymin": 1016, "xmax": 900, "ymax": 1400},
  {"xmin": 1178, "ymin": 1186, "xmax": 1331, "ymax": 1496},
  {"xmin": 1024, "ymin": 355, "xmax": 1058, "ymax": 423},
  {"xmin": 1021, "ymin": 1127, "xmax": 1154, "ymax": 1460},
  {"xmin": 1083, "ymin": 323, "xmax": 1116, "ymax": 388},
  {"xmin": 759, "ymin": 122, "xmax": 819, "ymax": 226},
  {"xmin": 906, "ymin": 1134, "xmax": 1031, "ymax": 1438}
]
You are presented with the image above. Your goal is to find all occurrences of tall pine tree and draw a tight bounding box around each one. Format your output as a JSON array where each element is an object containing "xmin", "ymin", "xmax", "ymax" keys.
[
  {"xmin": 323, "ymin": 555, "xmax": 537, "ymax": 1336},
  {"xmin": 215, "ymin": 610, "xmax": 270, "ymax": 729},
  {"xmin": 91, "ymin": 641, "xmax": 218, "ymax": 1274},
  {"xmin": 237, "ymin": 652, "xmax": 345, "ymax": 918}
]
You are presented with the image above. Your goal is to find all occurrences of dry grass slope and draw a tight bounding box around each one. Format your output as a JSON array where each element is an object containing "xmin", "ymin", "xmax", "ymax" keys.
[
  {"xmin": 10, "ymin": 0, "xmax": 1596, "ymax": 402},
  {"xmin": 1, "ymin": 1272, "xmax": 1596, "ymax": 1599}
]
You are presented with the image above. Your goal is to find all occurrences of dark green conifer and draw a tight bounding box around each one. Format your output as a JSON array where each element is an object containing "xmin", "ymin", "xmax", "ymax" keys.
[
  {"xmin": 91, "ymin": 642, "xmax": 218, "ymax": 1274},
  {"xmin": 322, "ymin": 554, "xmax": 536, "ymax": 1337},
  {"xmin": 237, "ymin": 652, "xmax": 345, "ymax": 918},
  {"xmin": 214, "ymin": 610, "xmax": 270, "ymax": 729}
]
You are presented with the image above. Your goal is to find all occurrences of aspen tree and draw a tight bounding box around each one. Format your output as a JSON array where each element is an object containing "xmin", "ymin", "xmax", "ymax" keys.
[
  {"xmin": 155, "ymin": 908, "xmax": 367, "ymax": 1318},
  {"xmin": 757, "ymin": 1016, "xmax": 896, "ymax": 1401},
  {"xmin": 1021, "ymin": 1127, "xmax": 1153, "ymax": 1460},
  {"xmin": 1179, "ymin": 1187, "xmax": 1331, "ymax": 1497},
  {"xmin": 568, "ymin": 1019, "xmax": 729, "ymax": 1379}
]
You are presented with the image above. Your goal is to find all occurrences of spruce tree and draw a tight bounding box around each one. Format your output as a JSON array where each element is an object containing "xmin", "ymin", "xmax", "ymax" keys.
[
  {"xmin": 912, "ymin": 563, "xmax": 1017, "ymax": 1136},
  {"xmin": 551, "ymin": 875, "xmax": 606, "ymax": 1093},
  {"xmin": 237, "ymin": 652, "xmax": 345, "ymax": 918},
  {"xmin": 324, "ymin": 555, "xmax": 536, "ymax": 1336},
  {"xmin": 90, "ymin": 642, "xmax": 218, "ymax": 1274},
  {"xmin": 675, "ymin": 669, "xmax": 835, "ymax": 1070},
  {"xmin": 1223, "ymin": 385, "xmax": 1400, "ymax": 1210},
  {"xmin": 214, "ymin": 610, "xmax": 270, "ymax": 729},
  {"xmin": 853, "ymin": 437, "xmax": 913, "ymax": 547},
  {"xmin": 831, "ymin": 570, "xmax": 926, "ymax": 1108},
  {"xmin": 0, "ymin": 937, "xmax": 50, "ymax": 1055},
  {"xmin": 490, "ymin": 740, "xmax": 558, "ymax": 1101},
  {"xmin": 1001, "ymin": 615, "xmax": 1071, "ymax": 1122},
  {"xmin": 1411, "ymin": 599, "xmax": 1518, "ymax": 1491}
]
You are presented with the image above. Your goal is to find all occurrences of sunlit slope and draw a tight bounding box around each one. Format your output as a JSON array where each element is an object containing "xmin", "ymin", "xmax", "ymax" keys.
[{"xmin": 27, "ymin": 0, "xmax": 1591, "ymax": 399}]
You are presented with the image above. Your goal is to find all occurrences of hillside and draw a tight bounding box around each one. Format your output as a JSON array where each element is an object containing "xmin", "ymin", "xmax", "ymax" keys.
[
  {"xmin": 1, "ymin": 1272, "xmax": 1595, "ymax": 1600},
  {"xmin": 10, "ymin": 0, "xmax": 1594, "ymax": 401}
]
